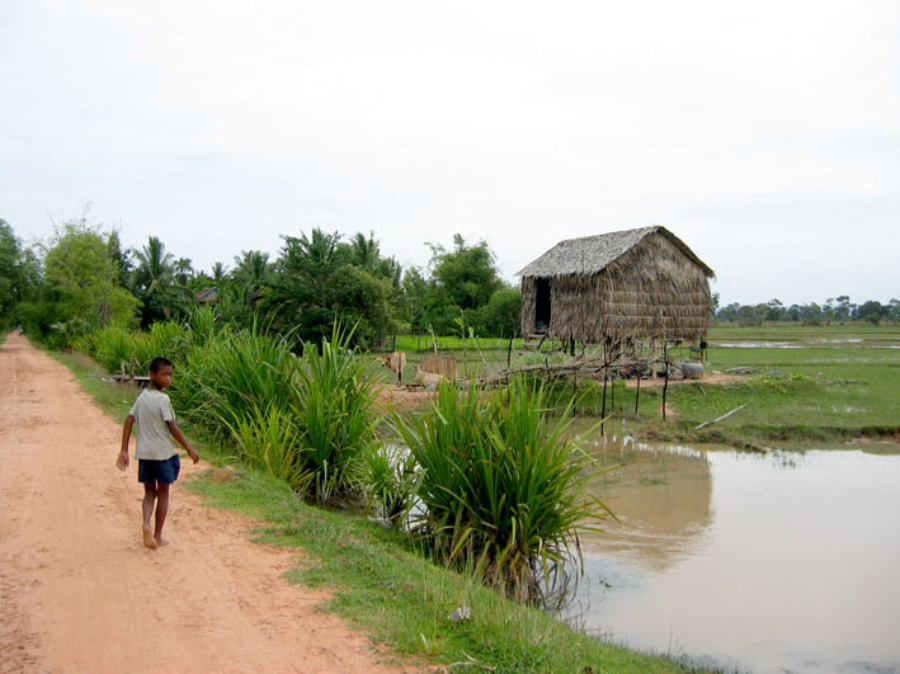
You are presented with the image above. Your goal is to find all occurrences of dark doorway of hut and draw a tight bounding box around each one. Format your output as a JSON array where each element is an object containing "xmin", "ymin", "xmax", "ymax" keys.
[{"xmin": 535, "ymin": 278, "xmax": 551, "ymax": 329}]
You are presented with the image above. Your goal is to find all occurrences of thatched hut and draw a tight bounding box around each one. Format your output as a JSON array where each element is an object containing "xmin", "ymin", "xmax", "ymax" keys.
[{"xmin": 517, "ymin": 226, "xmax": 714, "ymax": 346}]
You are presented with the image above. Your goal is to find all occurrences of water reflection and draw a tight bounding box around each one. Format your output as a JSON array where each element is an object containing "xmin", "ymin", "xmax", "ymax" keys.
[
  {"xmin": 581, "ymin": 436, "xmax": 714, "ymax": 572},
  {"xmin": 565, "ymin": 440, "xmax": 900, "ymax": 674}
]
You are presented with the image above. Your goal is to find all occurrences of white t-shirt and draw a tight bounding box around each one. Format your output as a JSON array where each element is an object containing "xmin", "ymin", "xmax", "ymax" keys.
[{"xmin": 129, "ymin": 389, "xmax": 177, "ymax": 461}]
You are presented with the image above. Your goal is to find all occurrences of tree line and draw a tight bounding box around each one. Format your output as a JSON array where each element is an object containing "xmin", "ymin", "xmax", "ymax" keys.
[
  {"xmin": 714, "ymin": 295, "xmax": 900, "ymax": 325},
  {"xmin": 0, "ymin": 217, "xmax": 522, "ymax": 348}
]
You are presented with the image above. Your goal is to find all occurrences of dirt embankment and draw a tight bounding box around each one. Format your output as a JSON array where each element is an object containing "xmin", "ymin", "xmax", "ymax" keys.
[{"xmin": 0, "ymin": 334, "xmax": 415, "ymax": 674}]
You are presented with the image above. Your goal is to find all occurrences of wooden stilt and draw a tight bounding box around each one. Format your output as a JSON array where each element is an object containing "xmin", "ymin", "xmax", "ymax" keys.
[{"xmin": 662, "ymin": 344, "xmax": 669, "ymax": 421}]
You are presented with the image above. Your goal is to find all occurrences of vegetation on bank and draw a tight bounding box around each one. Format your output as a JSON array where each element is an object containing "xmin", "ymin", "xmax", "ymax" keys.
[{"xmin": 48, "ymin": 343, "xmax": 706, "ymax": 674}]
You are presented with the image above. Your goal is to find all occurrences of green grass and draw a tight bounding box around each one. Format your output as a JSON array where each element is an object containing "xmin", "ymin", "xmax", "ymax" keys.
[
  {"xmin": 187, "ymin": 467, "xmax": 709, "ymax": 674},
  {"xmin": 644, "ymin": 324, "xmax": 900, "ymax": 446}
]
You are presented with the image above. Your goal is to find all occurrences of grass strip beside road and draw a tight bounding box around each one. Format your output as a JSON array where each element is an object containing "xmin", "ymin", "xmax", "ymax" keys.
[{"xmin": 51, "ymin": 346, "xmax": 709, "ymax": 674}]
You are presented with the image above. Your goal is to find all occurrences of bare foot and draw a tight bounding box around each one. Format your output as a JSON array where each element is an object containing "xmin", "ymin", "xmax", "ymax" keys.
[
  {"xmin": 156, "ymin": 537, "xmax": 170, "ymax": 547},
  {"xmin": 142, "ymin": 526, "xmax": 158, "ymax": 550}
]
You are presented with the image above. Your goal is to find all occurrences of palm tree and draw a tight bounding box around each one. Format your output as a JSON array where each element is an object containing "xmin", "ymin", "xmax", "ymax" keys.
[
  {"xmin": 349, "ymin": 231, "xmax": 380, "ymax": 270},
  {"xmin": 233, "ymin": 250, "xmax": 270, "ymax": 292},
  {"xmin": 133, "ymin": 236, "xmax": 178, "ymax": 324},
  {"xmin": 173, "ymin": 257, "xmax": 194, "ymax": 286},
  {"xmin": 211, "ymin": 261, "xmax": 229, "ymax": 285}
]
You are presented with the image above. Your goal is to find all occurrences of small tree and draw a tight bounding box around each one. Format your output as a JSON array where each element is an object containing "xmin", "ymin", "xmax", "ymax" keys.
[
  {"xmin": 38, "ymin": 221, "xmax": 139, "ymax": 344},
  {"xmin": 478, "ymin": 286, "xmax": 522, "ymax": 338}
]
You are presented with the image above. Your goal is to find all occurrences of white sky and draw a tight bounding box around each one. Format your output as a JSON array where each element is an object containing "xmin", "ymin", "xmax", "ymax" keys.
[{"xmin": 2, "ymin": 0, "xmax": 898, "ymax": 305}]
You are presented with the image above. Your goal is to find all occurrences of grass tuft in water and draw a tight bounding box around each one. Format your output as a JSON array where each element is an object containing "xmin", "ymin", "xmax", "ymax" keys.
[{"xmin": 392, "ymin": 377, "xmax": 611, "ymax": 603}]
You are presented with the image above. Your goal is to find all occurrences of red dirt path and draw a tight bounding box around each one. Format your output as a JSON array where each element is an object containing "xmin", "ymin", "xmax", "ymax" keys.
[{"xmin": 0, "ymin": 334, "xmax": 415, "ymax": 674}]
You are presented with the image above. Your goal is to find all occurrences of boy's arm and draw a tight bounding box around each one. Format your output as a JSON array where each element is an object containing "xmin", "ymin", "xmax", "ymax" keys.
[
  {"xmin": 166, "ymin": 420, "xmax": 200, "ymax": 464},
  {"xmin": 117, "ymin": 415, "xmax": 135, "ymax": 470}
]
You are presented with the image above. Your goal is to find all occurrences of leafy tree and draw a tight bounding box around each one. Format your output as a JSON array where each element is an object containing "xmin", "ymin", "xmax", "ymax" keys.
[
  {"xmin": 419, "ymin": 234, "xmax": 503, "ymax": 334},
  {"xmin": 716, "ymin": 302, "xmax": 741, "ymax": 322},
  {"xmin": 0, "ymin": 219, "xmax": 25, "ymax": 326},
  {"xmin": 765, "ymin": 299, "xmax": 786, "ymax": 322},
  {"xmin": 857, "ymin": 300, "xmax": 885, "ymax": 324},
  {"xmin": 798, "ymin": 302, "xmax": 823, "ymax": 325},
  {"xmin": 736, "ymin": 303, "xmax": 766, "ymax": 326},
  {"xmin": 34, "ymin": 221, "xmax": 139, "ymax": 344},
  {"xmin": 888, "ymin": 299, "xmax": 900, "ymax": 322},
  {"xmin": 428, "ymin": 235, "xmax": 503, "ymax": 311},
  {"xmin": 478, "ymin": 286, "xmax": 523, "ymax": 338},
  {"xmin": 399, "ymin": 266, "xmax": 429, "ymax": 331},
  {"xmin": 107, "ymin": 230, "xmax": 133, "ymax": 289},
  {"xmin": 834, "ymin": 295, "xmax": 854, "ymax": 323},
  {"xmin": 264, "ymin": 228, "xmax": 397, "ymax": 346}
]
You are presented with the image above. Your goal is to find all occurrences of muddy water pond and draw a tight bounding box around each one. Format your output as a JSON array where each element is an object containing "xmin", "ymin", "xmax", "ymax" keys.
[{"xmin": 568, "ymin": 437, "xmax": 900, "ymax": 673}]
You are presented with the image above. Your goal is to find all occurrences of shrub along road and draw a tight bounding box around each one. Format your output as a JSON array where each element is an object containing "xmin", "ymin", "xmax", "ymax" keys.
[{"xmin": 0, "ymin": 333, "xmax": 413, "ymax": 674}]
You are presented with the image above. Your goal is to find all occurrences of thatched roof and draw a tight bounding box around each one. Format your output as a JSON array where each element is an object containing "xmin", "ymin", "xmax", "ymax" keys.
[
  {"xmin": 196, "ymin": 287, "xmax": 220, "ymax": 304},
  {"xmin": 516, "ymin": 226, "xmax": 715, "ymax": 279}
]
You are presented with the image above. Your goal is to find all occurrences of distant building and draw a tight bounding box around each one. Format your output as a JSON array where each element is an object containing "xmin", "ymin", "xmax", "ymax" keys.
[{"xmin": 196, "ymin": 287, "xmax": 220, "ymax": 305}]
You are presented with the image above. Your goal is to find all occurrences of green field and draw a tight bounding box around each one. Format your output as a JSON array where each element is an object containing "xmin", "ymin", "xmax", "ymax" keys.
[
  {"xmin": 678, "ymin": 324, "xmax": 900, "ymax": 445},
  {"xmin": 377, "ymin": 325, "xmax": 900, "ymax": 448}
]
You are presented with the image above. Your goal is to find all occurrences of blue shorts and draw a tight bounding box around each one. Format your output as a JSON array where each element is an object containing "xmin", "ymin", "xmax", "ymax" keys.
[{"xmin": 138, "ymin": 454, "xmax": 181, "ymax": 485}]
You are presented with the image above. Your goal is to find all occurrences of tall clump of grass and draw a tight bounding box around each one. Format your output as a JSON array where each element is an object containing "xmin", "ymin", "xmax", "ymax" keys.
[
  {"xmin": 365, "ymin": 443, "xmax": 418, "ymax": 524},
  {"xmin": 393, "ymin": 377, "xmax": 606, "ymax": 603},
  {"xmin": 84, "ymin": 320, "xmax": 194, "ymax": 375},
  {"xmin": 79, "ymin": 324, "xmax": 135, "ymax": 372},
  {"xmin": 291, "ymin": 325, "xmax": 381, "ymax": 504},
  {"xmin": 172, "ymin": 326, "xmax": 300, "ymax": 436},
  {"xmin": 141, "ymin": 320, "xmax": 191, "ymax": 369},
  {"xmin": 225, "ymin": 403, "xmax": 310, "ymax": 491}
]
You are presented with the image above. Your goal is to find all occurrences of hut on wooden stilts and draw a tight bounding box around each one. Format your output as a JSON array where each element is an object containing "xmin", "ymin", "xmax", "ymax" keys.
[{"xmin": 517, "ymin": 226, "xmax": 715, "ymax": 371}]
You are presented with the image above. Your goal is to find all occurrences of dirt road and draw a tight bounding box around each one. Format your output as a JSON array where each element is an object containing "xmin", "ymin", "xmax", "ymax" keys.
[{"xmin": 0, "ymin": 334, "xmax": 411, "ymax": 674}]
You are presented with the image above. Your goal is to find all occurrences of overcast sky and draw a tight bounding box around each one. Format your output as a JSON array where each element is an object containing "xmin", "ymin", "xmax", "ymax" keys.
[{"xmin": 2, "ymin": 0, "xmax": 898, "ymax": 305}]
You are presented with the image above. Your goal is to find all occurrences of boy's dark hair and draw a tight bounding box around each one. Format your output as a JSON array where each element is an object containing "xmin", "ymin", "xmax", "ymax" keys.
[{"xmin": 149, "ymin": 357, "xmax": 174, "ymax": 373}]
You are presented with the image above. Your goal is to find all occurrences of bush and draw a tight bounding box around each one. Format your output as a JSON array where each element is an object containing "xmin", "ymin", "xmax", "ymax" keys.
[
  {"xmin": 291, "ymin": 326, "xmax": 381, "ymax": 503},
  {"xmin": 392, "ymin": 378, "xmax": 607, "ymax": 603},
  {"xmin": 172, "ymin": 326, "xmax": 299, "ymax": 436}
]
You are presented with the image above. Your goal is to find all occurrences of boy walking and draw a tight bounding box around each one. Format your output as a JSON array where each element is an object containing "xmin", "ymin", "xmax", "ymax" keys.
[{"xmin": 116, "ymin": 357, "xmax": 199, "ymax": 549}]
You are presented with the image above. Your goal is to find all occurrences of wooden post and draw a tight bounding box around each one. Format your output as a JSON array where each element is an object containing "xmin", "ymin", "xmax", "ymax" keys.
[
  {"xmin": 610, "ymin": 368, "xmax": 616, "ymax": 413},
  {"xmin": 600, "ymin": 371, "xmax": 608, "ymax": 435},
  {"xmin": 507, "ymin": 335, "xmax": 513, "ymax": 369},
  {"xmin": 634, "ymin": 363, "xmax": 641, "ymax": 415},
  {"xmin": 573, "ymin": 371, "xmax": 578, "ymax": 416},
  {"xmin": 662, "ymin": 344, "xmax": 669, "ymax": 421}
]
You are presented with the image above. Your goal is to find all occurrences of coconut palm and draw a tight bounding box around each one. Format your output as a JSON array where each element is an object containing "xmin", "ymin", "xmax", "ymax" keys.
[
  {"xmin": 133, "ymin": 236, "xmax": 183, "ymax": 325},
  {"xmin": 211, "ymin": 261, "xmax": 229, "ymax": 285},
  {"xmin": 232, "ymin": 250, "xmax": 270, "ymax": 292}
]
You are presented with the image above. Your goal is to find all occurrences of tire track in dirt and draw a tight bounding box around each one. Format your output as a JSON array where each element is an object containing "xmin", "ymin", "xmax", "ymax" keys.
[{"xmin": 0, "ymin": 334, "xmax": 414, "ymax": 674}]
